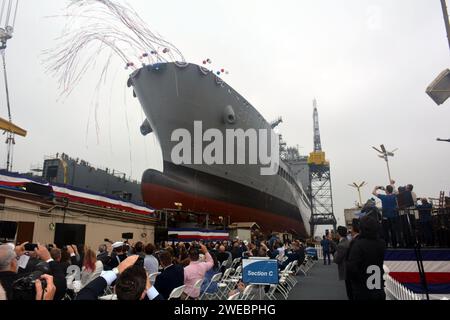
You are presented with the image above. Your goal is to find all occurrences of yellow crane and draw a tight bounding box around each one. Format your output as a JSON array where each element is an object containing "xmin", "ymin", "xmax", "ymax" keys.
[
  {"xmin": 0, "ymin": 116, "xmax": 26, "ymax": 137},
  {"xmin": 307, "ymin": 99, "xmax": 329, "ymax": 166}
]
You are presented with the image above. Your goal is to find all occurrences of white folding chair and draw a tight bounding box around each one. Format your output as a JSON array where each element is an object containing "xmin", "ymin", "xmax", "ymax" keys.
[
  {"xmin": 98, "ymin": 294, "xmax": 118, "ymax": 300},
  {"xmin": 149, "ymin": 272, "xmax": 160, "ymax": 284},
  {"xmin": 234, "ymin": 265, "xmax": 242, "ymax": 277},
  {"xmin": 216, "ymin": 268, "xmax": 235, "ymax": 299},
  {"xmin": 265, "ymin": 284, "xmax": 278, "ymax": 300},
  {"xmin": 228, "ymin": 292, "xmax": 241, "ymax": 300},
  {"xmin": 185, "ymin": 279, "xmax": 204, "ymax": 300},
  {"xmin": 200, "ymin": 273, "xmax": 222, "ymax": 300},
  {"xmin": 168, "ymin": 285, "xmax": 186, "ymax": 300},
  {"xmin": 230, "ymin": 258, "xmax": 241, "ymax": 269},
  {"xmin": 220, "ymin": 260, "xmax": 228, "ymax": 270},
  {"xmin": 66, "ymin": 274, "xmax": 75, "ymax": 290},
  {"xmin": 241, "ymin": 284, "xmax": 255, "ymax": 300}
]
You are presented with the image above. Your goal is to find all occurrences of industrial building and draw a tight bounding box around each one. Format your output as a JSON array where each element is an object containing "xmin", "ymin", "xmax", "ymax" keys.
[{"xmin": 0, "ymin": 171, "xmax": 158, "ymax": 248}]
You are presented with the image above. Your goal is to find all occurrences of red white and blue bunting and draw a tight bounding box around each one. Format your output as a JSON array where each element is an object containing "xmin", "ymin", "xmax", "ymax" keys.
[
  {"xmin": 385, "ymin": 249, "xmax": 450, "ymax": 294},
  {"xmin": 0, "ymin": 171, "xmax": 155, "ymax": 216}
]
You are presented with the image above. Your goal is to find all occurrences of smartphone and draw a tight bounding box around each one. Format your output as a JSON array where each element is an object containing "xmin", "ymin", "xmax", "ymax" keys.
[{"xmin": 24, "ymin": 243, "xmax": 38, "ymax": 251}]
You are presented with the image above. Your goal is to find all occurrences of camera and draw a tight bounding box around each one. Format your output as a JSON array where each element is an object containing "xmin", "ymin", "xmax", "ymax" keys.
[
  {"xmin": 12, "ymin": 271, "xmax": 46, "ymax": 300},
  {"xmin": 13, "ymin": 271, "xmax": 46, "ymax": 291},
  {"xmin": 11, "ymin": 261, "xmax": 51, "ymax": 300},
  {"xmin": 24, "ymin": 243, "xmax": 38, "ymax": 251}
]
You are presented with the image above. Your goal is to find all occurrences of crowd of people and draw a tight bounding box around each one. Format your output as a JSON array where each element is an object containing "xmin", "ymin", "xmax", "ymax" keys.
[
  {"xmin": 3, "ymin": 179, "xmax": 438, "ymax": 302},
  {"xmin": 371, "ymin": 180, "xmax": 438, "ymax": 248},
  {"xmin": 317, "ymin": 179, "xmax": 441, "ymax": 301},
  {"xmin": 0, "ymin": 235, "xmax": 307, "ymax": 301},
  {"xmin": 320, "ymin": 215, "xmax": 386, "ymax": 300}
]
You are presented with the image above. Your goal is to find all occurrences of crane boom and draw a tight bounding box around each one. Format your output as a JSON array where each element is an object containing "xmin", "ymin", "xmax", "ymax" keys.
[
  {"xmin": 308, "ymin": 99, "xmax": 327, "ymax": 165},
  {"xmin": 0, "ymin": 116, "xmax": 26, "ymax": 136},
  {"xmin": 313, "ymin": 99, "xmax": 322, "ymax": 152}
]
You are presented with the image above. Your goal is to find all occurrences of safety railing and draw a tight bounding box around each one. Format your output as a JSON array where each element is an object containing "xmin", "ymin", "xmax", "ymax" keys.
[
  {"xmin": 315, "ymin": 245, "xmax": 323, "ymax": 260},
  {"xmin": 384, "ymin": 272, "xmax": 422, "ymax": 300}
]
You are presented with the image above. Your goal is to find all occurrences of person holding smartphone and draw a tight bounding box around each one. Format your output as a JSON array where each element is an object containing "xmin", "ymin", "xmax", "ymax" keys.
[{"xmin": 0, "ymin": 243, "xmax": 56, "ymax": 300}]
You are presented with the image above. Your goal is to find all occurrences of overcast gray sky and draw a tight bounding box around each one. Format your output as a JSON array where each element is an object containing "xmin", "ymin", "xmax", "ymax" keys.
[{"xmin": 1, "ymin": 0, "xmax": 450, "ymax": 227}]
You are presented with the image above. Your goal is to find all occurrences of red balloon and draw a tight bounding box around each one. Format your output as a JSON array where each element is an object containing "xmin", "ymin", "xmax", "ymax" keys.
[{"xmin": 221, "ymin": 69, "xmax": 225, "ymax": 73}]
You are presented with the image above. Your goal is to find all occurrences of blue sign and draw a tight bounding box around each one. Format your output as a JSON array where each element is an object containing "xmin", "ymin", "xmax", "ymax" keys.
[
  {"xmin": 242, "ymin": 258, "xmax": 279, "ymax": 285},
  {"xmin": 305, "ymin": 247, "xmax": 318, "ymax": 258}
]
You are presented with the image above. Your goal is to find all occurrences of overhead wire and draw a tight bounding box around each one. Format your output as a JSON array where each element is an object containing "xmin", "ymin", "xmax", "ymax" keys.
[
  {"xmin": 0, "ymin": 0, "xmax": 6, "ymax": 25},
  {"xmin": 44, "ymin": 0, "xmax": 185, "ymax": 179},
  {"xmin": 5, "ymin": 0, "xmax": 11, "ymax": 27},
  {"xmin": 45, "ymin": 0, "xmax": 184, "ymax": 96},
  {"xmin": 12, "ymin": 0, "xmax": 18, "ymax": 28}
]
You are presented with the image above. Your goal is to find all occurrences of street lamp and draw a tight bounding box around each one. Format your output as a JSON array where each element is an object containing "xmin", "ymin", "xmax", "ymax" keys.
[
  {"xmin": 348, "ymin": 181, "xmax": 367, "ymax": 207},
  {"xmin": 426, "ymin": 1, "xmax": 450, "ymax": 105},
  {"xmin": 372, "ymin": 144, "xmax": 397, "ymax": 184}
]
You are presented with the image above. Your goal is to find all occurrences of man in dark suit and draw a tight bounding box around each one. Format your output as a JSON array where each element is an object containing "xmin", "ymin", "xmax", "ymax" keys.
[
  {"xmin": 153, "ymin": 250, "xmax": 184, "ymax": 299},
  {"xmin": 34, "ymin": 245, "xmax": 67, "ymax": 301},
  {"xmin": 216, "ymin": 245, "xmax": 232, "ymax": 272},
  {"xmin": 76, "ymin": 255, "xmax": 163, "ymax": 300},
  {"xmin": 345, "ymin": 219, "xmax": 360, "ymax": 300},
  {"xmin": 346, "ymin": 216, "xmax": 386, "ymax": 300},
  {"xmin": 334, "ymin": 226, "xmax": 349, "ymax": 281}
]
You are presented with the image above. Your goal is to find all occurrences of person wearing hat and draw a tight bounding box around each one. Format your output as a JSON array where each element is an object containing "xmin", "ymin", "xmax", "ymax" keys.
[
  {"xmin": 333, "ymin": 226, "xmax": 350, "ymax": 281},
  {"xmin": 104, "ymin": 242, "xmax": 127, "ymax": 270}
]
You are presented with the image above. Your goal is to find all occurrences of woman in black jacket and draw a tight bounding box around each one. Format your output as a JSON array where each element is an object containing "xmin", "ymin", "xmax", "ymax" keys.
[{"xmin": 346, "ymin": 215, "xmax": 386, "ymax": 300}]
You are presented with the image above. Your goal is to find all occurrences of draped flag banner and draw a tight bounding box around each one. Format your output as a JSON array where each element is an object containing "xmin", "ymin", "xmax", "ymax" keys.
[
  {"xmin": 0, "ymin": 171, "xmax": 155, "ymax": 216},
  {"xmin": 385, "ymin": 249, "xmax": 450, "ymax": 294}
]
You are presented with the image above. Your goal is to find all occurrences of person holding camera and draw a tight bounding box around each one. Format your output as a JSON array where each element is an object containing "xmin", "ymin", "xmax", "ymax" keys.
[
  {"xmin": 372, "ymin": 182, "xmax": 401, "ymax": 248},
  {"xmin": 0, "ymin": 243, "xmax": 57, "ymax": 300}
]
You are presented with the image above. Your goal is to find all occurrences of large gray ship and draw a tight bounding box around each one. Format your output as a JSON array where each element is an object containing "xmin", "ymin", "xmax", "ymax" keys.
[{"xmin": 128, "ymin": 62, "xmax": 311, "ymax": 237}]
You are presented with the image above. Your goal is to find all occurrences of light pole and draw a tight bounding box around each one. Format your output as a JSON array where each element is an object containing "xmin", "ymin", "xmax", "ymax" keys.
[
  {"xmin": 440, "ymin": 0, "xmax": 450, "ymax": 52},
  {"xmin": 348, "ymin": 182, "xmax": 367, "ymax": 207},
  {"xmin": 372, "ymin": 145, "xmax": 397, "ymax": 184}
]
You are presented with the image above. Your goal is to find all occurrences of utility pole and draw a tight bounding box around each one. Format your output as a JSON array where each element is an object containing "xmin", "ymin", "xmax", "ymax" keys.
[{"xmin": 441, "ymin": 0, "xmax": 450, "ymax": 52}]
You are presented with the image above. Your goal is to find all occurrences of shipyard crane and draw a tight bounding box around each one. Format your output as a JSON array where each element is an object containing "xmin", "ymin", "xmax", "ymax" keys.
[
  {"xmin": 0, "ymin": 0, "xmax": 24, "ymax": 171},
  {"xmin": 307, "ymin": 99, "xmax": 336, "ymax": 236}
]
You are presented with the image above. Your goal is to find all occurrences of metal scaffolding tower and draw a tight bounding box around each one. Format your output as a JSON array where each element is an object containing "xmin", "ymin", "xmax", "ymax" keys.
[{"xmin": 308, "ymin": 99, "xmax": 336, "ymax": 236}]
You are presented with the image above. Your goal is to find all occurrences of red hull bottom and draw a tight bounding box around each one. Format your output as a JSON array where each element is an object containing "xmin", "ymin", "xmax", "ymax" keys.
[{"xmin": 142, "ymin": 183, "xmax": 307, "ymax": 237}]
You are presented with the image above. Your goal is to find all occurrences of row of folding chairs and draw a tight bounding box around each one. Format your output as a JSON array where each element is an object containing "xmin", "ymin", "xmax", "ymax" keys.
[
  {"xmin": 97, "ymin": 256, "xmax": 315, "ymax": 301},
  {"xmin": 200, "ymin": 258, "xmax": 243, "ymax": 300},
  {"xmin": 265, "ymin": 260, "xmax": 299, "ymax": 300},
  {"xmin": 298, "ymin": 255, "xmax": 316, "ymax": 276}
]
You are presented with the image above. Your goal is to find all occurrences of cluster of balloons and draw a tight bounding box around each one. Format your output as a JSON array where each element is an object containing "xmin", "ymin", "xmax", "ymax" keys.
[
  {"xmin": 125, "ymin": 62, "xmax": 135, "ymax": 69},
  {"xmin": 216, "ymin": 68, "xmax": 229, "ymax": 76},
  {"xmin": 202, "ymin": 59, "xmax": 229, "ymax": 76}
]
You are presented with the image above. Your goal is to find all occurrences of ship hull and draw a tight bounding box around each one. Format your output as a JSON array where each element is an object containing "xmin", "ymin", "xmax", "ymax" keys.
[
  {"xmin": 142, "ymin": 162, "xmax": 307, "ymax": 235},
  {"xmin": 129, "ymin": 62, "xmax": 311, "ymax": 237}
]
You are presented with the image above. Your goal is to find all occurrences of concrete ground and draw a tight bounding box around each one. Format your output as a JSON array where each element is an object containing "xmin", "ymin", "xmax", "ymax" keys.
[{"xmin": 288, "ymin": 261, "xmax": 348, "ymax": 300}]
